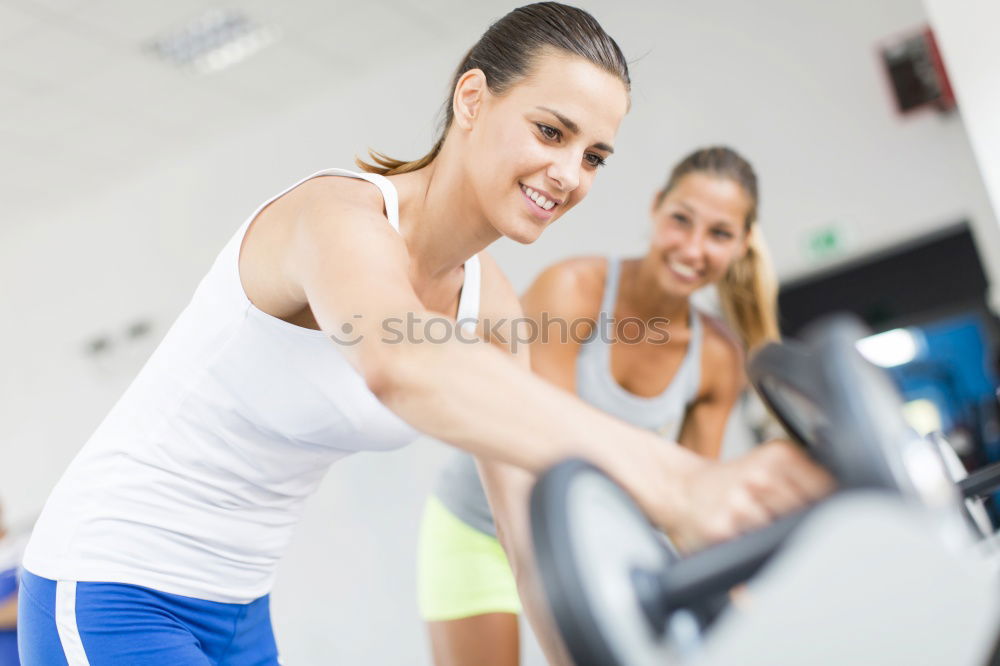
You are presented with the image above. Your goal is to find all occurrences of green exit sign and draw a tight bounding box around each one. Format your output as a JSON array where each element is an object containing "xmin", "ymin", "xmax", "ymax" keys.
[{"xmin": 806, "ymin": 225, "xmax": 846, "ymax": 261}]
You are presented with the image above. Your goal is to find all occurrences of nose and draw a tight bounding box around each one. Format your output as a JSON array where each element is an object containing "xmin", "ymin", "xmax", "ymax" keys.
[
  {"xmin": 676, "ymin": 226, "xmax": 708, "ymax": 264},
  {"xmin": 546, "ymin": 150, "xmax": 581, "ymax": 195}
]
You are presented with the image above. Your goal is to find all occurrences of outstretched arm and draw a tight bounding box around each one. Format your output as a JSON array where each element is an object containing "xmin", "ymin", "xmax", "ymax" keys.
[{"xmin": 279, "ymin": 178, "xmax": 829, "ymax": 545}]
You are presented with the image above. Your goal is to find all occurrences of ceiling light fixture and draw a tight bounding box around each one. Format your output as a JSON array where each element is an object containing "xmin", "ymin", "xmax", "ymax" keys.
[{"xmin": 146, "ymin": 9, "xmax": 278, "ymax": 74}]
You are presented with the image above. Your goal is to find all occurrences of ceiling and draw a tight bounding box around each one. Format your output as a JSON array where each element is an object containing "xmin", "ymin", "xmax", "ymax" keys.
[{"xmin": 0, "ymin": 0, "xmax": 497, "ymax": 222}]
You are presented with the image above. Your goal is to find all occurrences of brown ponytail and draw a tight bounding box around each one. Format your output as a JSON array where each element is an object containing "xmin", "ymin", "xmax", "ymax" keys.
[
  {"xmin": 356, "ymin": 139, "xmax": 445, "ymax": 177},
  {"xmin": 658, "ymin": 147, "xmax": 780, "ymax": 351},
  {"xmin": 357, "ymin": 2, "xmax": 630, "ymax": 177}
]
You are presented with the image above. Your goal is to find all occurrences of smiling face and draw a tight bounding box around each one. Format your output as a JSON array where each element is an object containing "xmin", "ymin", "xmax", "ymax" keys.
[
  {"xmin": 454, "ymin": 50, "xmax": 629, "ymax": 244},
  {"xmin": 645, "ymin": 172, "xmax": 753, "ymax": 296}
]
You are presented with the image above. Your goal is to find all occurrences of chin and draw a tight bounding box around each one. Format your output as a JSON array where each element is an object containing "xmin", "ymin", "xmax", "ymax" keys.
[
  {"xmin": 496, "ymin": 217, "xmax": 546, "ymax": 245},
  {"xmin": 506, "ymin": 228, "xmax": 544, "ymax": 245}
]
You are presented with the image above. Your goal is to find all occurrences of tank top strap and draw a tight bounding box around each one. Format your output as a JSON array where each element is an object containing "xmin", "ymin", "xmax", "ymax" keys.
[
  {"xmin": 600, "ymin": 257, "xmax": 621, "ymax": 317},
  {"xmin": 313, "ymin": 168, "xmax": 401, "ymax": 232},
  {"xmin": 578, "ymin": 257, "xmax": 620, "ymax": 357},
  {"xmin": 456, "ymin": 254, "xmax": 482, "ymax": 323},
  {"xmin": 228, "ymin": 168, "xmax": 401, "ymax": 307},
  {"xmin": 304, "ymin": 172, "xmax": 483, "ymax": 323},
  {"xmin": 230, "ymin": 168, "xmax": 479, "ymax": 325},
  {"xmin": 682, "ymin": 309, "xmax": 705, "ymax": 403},
  {"xmin": 325, "ymin": 169, "xmax": 481, "ymax": 324}
]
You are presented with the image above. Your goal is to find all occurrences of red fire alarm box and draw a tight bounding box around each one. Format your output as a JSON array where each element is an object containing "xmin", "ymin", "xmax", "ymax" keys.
[{"xmin": 880, "ymin": 26, "xmax": 956, "ymax": 115}]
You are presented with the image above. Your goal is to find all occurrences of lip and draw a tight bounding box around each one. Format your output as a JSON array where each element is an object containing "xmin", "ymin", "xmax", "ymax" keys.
[{"xmin": 519, "ymin": 183, "xmax": 561, "ymax": 222}]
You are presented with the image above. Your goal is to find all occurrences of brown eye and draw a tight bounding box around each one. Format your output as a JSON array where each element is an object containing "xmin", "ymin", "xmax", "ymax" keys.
[
  {"xmin": 536, "ymin": 123, "xmax": 561, "ymax": 141},
  {"xmin": 584, "ymin": 153, "xmax": 606, "ymax": 168}
]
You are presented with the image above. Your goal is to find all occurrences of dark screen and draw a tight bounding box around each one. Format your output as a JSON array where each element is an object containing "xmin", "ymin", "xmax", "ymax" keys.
[{"xmin": 778, "ymin": 224, "xmax": 990, "ymax": 337}]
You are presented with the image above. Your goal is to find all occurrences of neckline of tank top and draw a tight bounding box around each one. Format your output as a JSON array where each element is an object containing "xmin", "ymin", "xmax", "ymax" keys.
[
  {"xmin": 598, "ymin": 257, "xmax": 702, "ymax": 404},
  {"xmin": 237, "ymin": 168, "xmax": 478, "ymax": 339}
]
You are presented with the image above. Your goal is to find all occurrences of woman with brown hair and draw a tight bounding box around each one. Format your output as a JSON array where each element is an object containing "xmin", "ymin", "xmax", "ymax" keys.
[
  {"xmin": 420, "ymin": 146, "xmax": 782, "ymax": 666},
  {"xmin": 19, "ymin": 4, "xmax": 826, "ymax": 663}
]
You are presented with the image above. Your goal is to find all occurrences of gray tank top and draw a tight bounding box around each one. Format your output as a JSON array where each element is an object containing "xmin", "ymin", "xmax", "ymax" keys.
[{"xmin": 433, "ymin": 257, "xmax": 704, "ymax": 536}]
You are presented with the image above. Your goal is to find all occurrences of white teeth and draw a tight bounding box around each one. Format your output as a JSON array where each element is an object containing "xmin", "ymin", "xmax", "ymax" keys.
[
  {"xmin": 670, "ymin": 261, "xmax": 697, "ymax": 278},
  {"xmin": 522, "ymin": 184, "xmax": 556, "ymax": 211}
]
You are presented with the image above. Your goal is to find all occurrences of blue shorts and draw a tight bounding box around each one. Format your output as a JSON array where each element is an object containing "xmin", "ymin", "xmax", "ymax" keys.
[{"xmin": 17, "ymin": 570, "xmax": 279, "ymax": 665}]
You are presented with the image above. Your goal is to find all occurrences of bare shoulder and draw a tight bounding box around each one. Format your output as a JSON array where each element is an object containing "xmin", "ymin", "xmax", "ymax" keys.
[
  {"xmin": 242, "ymin": 172, "xmax": 413, "ymax": 319},
  {"xmin": 279, "ymin": 174, "xmax": 412, "ymax": 285},
  {"xmin": 246, "ymin": 173, "xmax": 404, "ymax": 258},
  {"xmin": 290, "ymin": 175, "xmax": 396, "ymax": 237},
  {"xmin": 240, "ymin": 174, "xmax": 402, "ymax": 311},
  {"xmin": 523, "ymin": 255, "xmax": 607, "ymax": 321},
  {"xmin": 698, "ymin": 312, "xmax": 746, "ymax": 387}
]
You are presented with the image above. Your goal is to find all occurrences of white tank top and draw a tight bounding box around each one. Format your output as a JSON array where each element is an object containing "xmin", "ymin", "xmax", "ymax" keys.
[{"xmin": 23, "ymin": 168, "xmax": 482, "ymax": 603}]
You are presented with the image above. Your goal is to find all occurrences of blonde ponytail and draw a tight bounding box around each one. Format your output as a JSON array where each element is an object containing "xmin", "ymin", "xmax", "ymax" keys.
[{"xmin": 716, "ymin": 225, "xmax": 780, "ymax": 352}]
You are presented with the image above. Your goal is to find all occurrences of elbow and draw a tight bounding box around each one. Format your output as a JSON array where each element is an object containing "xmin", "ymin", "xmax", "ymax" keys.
[
  {"xmin": 360, "ymin": 341, "xmax": 428, "ymax": 402},
  {"xmin": 362, "ymin": 351, "xmax": 403, "ymax": 401}
]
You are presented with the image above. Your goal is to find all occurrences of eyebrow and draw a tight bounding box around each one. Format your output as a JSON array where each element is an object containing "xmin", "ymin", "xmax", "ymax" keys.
[
  {"xmin": 536, "ymin": 106, "xmax": 615, "ymax": 154},
  {"xmin": 676, "ymin": 200, "xmax": 739, "ymax": 226}
]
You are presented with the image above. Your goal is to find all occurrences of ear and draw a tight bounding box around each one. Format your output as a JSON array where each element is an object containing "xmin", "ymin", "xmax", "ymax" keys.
[
  {"xmin": 649, "ymin": 190, "xmax": 664, "ymax": 218},
  {"xmin": 453, "ymin": 69, "xmax": 488, "ymax": 131}
]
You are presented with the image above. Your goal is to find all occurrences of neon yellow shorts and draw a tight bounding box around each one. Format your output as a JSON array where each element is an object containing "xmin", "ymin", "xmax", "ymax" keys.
[{"xmin": 417, "ymin": 496, "xmax": 523, "ymax": 621}]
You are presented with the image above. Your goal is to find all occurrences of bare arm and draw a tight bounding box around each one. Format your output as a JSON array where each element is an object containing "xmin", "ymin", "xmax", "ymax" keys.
[
  {"xmin": 0, "ymin": 593, "xmax": 16, "ymax": 629},
  {"xmin": 286, "ymin": 182, "xmax": 700, "ymax": 532},
  {"xmin": 277, "ymin": 179, "xmax": 830, "ymax": 546},
  {"xmin": 677, "ymin": 320, "xmax": 747, "ymax": 460}
]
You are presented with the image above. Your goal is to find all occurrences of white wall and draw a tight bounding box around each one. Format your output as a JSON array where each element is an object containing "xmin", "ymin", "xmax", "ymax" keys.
[
  {"xmin": 491, "ymin": 0, "xmax": 999, "ymax": 295},
  {"xmin": 924, "ymin": 0, "xmax": 1000, "ymax": 311},
  {"xmin": 2, "ymin": 1, "xmax": 996, "ymax": 664}
]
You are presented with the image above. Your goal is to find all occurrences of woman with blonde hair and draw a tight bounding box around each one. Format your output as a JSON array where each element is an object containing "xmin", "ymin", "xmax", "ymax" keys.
[{"xmin": 420, "ymin": 146, "xmax": 782, "ymax": 666}]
